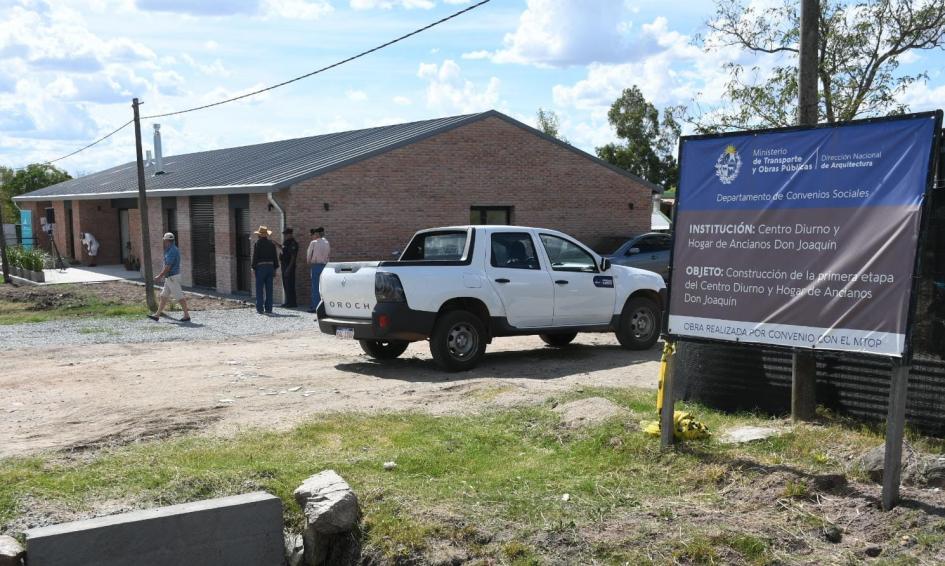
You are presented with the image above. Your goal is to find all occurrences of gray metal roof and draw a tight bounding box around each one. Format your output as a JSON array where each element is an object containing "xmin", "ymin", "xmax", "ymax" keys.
[{"xmin": 16, "ymin": 110, "xmax": 662, "ymax": 202}]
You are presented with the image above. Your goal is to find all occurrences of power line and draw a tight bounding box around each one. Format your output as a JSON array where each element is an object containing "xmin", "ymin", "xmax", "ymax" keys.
[
  {"xmin": 143, "ymin": 0, "xmax": 490, "ymax": 119},
  {"xmin": 39, "ymin": 0, "xmax": 490, "ymax": 166},
  {"xmin": 44, "ymin": 119, "xmax": 133, "ymax": 165}
]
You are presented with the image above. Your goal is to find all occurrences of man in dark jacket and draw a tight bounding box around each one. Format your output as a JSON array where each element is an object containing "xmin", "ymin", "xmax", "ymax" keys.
[
  {"xmin": 278, "ymin": 228, "xmax": 299, "ymax": 308},
  {"xmin": 251, "ymin": 225, "xmax": 279, "ymax": 314}
]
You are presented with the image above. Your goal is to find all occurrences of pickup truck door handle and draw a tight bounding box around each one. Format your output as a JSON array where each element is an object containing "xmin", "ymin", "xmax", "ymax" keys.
[
  {"xmin": 494, "ymin": 278, "xmax": 510, "ymax": 284},
  {"xmin": 555, "ymin": 280, "xmax": 569, "ymax": 285}
]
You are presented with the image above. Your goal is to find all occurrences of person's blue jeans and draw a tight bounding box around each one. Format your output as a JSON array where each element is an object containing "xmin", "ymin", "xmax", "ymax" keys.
[
  {"xmin": 255, "ymin": 264, "xmax": 274, "ymax": 313},
  {"xmin": 310, "ymin": 263, "xmax": 326, "ymax": 311}
]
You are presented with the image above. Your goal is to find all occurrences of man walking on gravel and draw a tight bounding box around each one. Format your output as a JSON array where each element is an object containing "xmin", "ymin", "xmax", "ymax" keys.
[
  {"xmin": 306, "ymin": 227, "xmax": 330, "ymax": 313},
  {"xmin": 148, "ymin": 233, "xmax": 191, "ymax": 322}
]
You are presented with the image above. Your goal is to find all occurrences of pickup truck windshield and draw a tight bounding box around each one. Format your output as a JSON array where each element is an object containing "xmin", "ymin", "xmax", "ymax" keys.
[{"xmin": 400, "ymin": 231, "xmax": 469, "ymax": 261}]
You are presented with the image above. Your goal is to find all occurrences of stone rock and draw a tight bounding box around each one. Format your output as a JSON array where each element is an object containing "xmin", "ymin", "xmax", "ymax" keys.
[
  {"xmin": 856, "ymin": 443, "xmax": 921, "ymax": 485},
  {"xmin": 719, "ymin": 426, "xmax": 782, "ymax": 444},
  {"xmin": 0, "ymin": 535, "xmax": 25, "ymax": 566},
  {"xmin": 293, "ymin": 470, "xmax": 360, "ymax": 535},
  {"xmin": 553, "ymin": 397, "xmax": 630, "ymax": 429},
  {"xmin": 284, "ymin": 531, "xmax": 304, "ymax": 566},
  {"xmin": 910, "ymin": 456, "xmax": 945, "ymax": 488},
  {"xmin": 293, "ymin": 470, "xmax": 361, "ymax": 566}
]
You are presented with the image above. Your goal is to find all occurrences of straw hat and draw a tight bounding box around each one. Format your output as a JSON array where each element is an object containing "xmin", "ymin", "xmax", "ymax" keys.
[{"xmin": 255, "ymin": 225, "xmax": 272, "ymax": 237}]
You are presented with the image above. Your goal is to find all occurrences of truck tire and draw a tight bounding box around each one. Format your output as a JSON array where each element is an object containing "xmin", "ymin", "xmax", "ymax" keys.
[
  {"xmin": 360, "ymin": 339, "xmax": 409, "ymax": 360},
  {"xmin": 540, "ymin": 333, "xmax": 577, "ymax": 347},
  {"xmin": 616, "ymin": 296, "xmax": 660, "ymax": 350},
  {"xmin": 430, "ymin": 310, "xmax": 487, "ymax": 372}
]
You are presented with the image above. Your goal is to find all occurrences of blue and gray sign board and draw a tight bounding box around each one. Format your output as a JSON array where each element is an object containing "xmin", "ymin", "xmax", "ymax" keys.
[{"xmin": 668, "ymin": 113, "xmax": 941, "ymax": 357}]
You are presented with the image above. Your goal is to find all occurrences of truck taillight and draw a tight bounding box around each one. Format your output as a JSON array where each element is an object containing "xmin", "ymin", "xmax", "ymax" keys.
[{"xmin": 375, "ymin": 272, "xmax": 406, "ymax": 303}]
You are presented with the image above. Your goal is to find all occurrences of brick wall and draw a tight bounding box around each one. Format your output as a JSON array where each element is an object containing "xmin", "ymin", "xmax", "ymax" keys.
[
  {"xmin": 22, "ymin": 201, "xmax": 51, "ymax": 251},
  {"xmin": 213, "ymin": 195, "xmax": 235, "ymax": 294},
  {"xmin": 176, "ymin": 197, "xmax": 193, "ymax": 286},
  {"xmin": 283, "ymin": 116, "xmax": 652, "ymax": 304}
]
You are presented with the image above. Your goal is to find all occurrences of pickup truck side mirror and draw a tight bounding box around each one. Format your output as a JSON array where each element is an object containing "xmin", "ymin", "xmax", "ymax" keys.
[
  {"xmin": 600, "ymin": 258, "xmax": 611, "ymax": 271},
  {"xmin": 627, "ymin": 247, "xmax": 641, "ymax": 256}
]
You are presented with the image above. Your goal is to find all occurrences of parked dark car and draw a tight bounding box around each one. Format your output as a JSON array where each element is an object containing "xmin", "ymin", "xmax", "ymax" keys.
[{"xmin": 602, "ymin": 232, "xmax": 672, "ymax": 280}]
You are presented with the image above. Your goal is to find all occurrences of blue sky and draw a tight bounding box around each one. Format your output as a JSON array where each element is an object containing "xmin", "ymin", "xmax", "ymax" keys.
[{"xmin": 1, "ymin": 0, "xmax": 944, "ymax": 176}]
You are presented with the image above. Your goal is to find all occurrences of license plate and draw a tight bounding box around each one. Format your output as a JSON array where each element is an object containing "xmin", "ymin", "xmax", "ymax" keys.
[{"xmin": 335, "ymin": 327, "xmax": 355, "ymax": 340}]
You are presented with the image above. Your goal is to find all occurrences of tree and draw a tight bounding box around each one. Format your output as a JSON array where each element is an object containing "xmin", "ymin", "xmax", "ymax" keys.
[
  {"xmin": 0, "ymin": 164, "xmax": 71, "ymax": 223},
  {"xmin": 536, "ymin": 108, "xmax": 567, "ymax": 142},
  {"xmin": 596, "ymin": 86, "xmax": 683, "ymax": 190},
  {"xmin": 697, "ymin": 0, "xmax": 945, "ymax": 132}
]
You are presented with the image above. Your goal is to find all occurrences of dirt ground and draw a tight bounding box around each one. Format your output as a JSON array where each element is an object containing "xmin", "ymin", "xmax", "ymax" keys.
[
  {"xmin": 0, "ymin": 281, "xmax": 244, "ymax": 312},
  {"xmin": 1, "ymin": 331, "xmax": 660, "ymax": 458}
]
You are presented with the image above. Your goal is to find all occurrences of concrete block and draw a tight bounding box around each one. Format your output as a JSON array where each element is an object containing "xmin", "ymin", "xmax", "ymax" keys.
[{"xmin": 25, "ymin": 491, "xmax": 283, "ymax": 566}]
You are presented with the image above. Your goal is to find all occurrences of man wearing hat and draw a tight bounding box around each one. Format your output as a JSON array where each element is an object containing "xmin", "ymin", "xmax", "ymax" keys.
[
  {"xmin": 148, "ymin": 232, "xmax": 191, "ymax": 322},
  {"xmin": 251, "ymin": 225, "xmax": 279, "ymax": 314},
  {"xmin": 278, "ymin": 228, "xmax": 299, "ymax": 308},
  {"xmin": 306, "ymin": 227, "xmax": 330, "ymax": 313}
]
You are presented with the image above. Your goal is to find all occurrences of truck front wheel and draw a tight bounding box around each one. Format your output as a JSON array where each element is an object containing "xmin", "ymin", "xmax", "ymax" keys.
[
  {"xmin": 430, "ymin": 310, "xmax": 487, "ymax": 372},
  {"xmin": 360, "ymin": 339, "xmax": 410, "ymax": 360},
  {"xmin": 616, "ymin": 296, "xmax": 661, "ymax": 350}
]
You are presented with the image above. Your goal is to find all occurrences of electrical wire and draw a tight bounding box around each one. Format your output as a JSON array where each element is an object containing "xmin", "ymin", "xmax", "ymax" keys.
[
  {"xmin": 44, "ymin": 119, "xmax": 134, "ymax": 165},
  {"xmin": 40, "ymin": 0, "xmax": 491, "ymax": 165}
]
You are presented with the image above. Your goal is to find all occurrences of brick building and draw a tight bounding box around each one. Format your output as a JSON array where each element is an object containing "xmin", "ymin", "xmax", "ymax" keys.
[{"xmin": 15, "ymin": 110, "xmax": 659, "ymax": 300}]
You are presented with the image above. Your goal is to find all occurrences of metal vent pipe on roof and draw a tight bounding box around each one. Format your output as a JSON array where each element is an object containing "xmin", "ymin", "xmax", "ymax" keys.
[
  {"xmin": 153, "ymin": 124, "xmax": 165, "ymax": 174},
  {"xmin": 145, "ymin": 149, "xmax": 152, "ymax": 167}
]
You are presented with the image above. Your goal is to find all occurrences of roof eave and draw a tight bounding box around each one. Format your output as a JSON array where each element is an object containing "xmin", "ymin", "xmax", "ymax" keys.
[{"xmin": 13, "ymin": 183, "xmax": 277, "ymax": 202}]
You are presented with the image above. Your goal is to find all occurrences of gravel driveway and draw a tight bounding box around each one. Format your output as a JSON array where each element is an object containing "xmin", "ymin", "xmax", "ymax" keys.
[{"xmin": 0, "ymin": 307, "xmax": 317, "ymax": 350}]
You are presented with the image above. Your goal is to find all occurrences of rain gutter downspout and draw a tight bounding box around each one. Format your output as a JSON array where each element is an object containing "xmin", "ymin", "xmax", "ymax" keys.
[{"xmin": 267, "ymin": 192, "xmax": 285, "ymax": 235}]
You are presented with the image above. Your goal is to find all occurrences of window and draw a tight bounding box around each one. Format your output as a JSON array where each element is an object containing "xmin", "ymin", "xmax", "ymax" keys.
[
  {"xmin": 539, "ymin": 234, "xmax": 597, "ymax": 273},
  {"xmin": 491, "ymin": 233, "xmax": 540, "ymax": 270},
  {"xmin": 401, "ymin": 230, "xmax": 469, "ymax": 261},
  {"xmin": 632, "ymin": 235, "xmax": 672, "ymax": 254},
  {"xmin": 470, "ymin": 206, "xmax": 512, "ymax": 225}
]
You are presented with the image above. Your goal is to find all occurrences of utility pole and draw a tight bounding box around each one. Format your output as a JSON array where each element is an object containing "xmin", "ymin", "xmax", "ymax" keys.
[
  {"xmin": 132, "ymin": 98, "xmax": 157, "ymax": 312},
  {"xmin": 792, "ymin": 0, "xmax": 819, "ymax": 422},
  {"xmin": 0, "ymin": 199, "xmax": 9, "ymax": 284}
]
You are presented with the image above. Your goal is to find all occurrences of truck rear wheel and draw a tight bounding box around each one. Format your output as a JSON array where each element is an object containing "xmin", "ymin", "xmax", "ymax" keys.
[
  {"xmin": 540, "ymin": 333, "xmax": 577, "ymax": 347},
  {"xmin": 616, "ymin": 296, "xmax": 660, "ymax": 350},
  {"xmin": 360, "ymin": 339, "xmax": 409, "ymax": 360},
  {"xmin": 430, "ymin": 310, "xmax": 487, "ymax": 372}
]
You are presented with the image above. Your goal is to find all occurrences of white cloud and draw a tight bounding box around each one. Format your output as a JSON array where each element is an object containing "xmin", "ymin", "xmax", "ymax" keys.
[
  {"xmin": 392, "ymin": 95, "xmax": 412, "ymax": 105},
  {"xmin": 181, "ymin": 53, "xmax": 231, "ymax": 77},
  {"xmin": 417, "ymin": 59, "xmax": 499, "ymax": 114},
  {"xmin": 263, "ymin": 0, "xmax": 333, "ymax": 20},
  {"xmin": 350, "ymin": 0, "xmax": 435, "ymax": 10},
  {"xmin": 461, "ymin": 50, "xmax": 490, "ymax": 60},
  {"xmin": 490, "ymin": 0, "xmax": 637, "ymax": 67},
  {"xmin": 346, "ymin": 89, "xmax": 368, "ymax": 101}
]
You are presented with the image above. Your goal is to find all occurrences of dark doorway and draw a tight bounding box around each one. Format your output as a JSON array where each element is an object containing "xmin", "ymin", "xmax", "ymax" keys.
[
  {"xmin": 189, "ymin": 196, "xmax": 216, "ymax": 288},
  {"xmin": 234, "ymin": 207, "xmax": 251, "ymax": 293},
  {"xmin": 64, "ymin": 202, "xmax": 76, "ymax": 259},
  {"xmin": 118, "ymin": 209, "xmax": 131, "ymax": 263},
  {"xmin": 162, "ymin": 197, "xmax": 178, "ymax": 242}
]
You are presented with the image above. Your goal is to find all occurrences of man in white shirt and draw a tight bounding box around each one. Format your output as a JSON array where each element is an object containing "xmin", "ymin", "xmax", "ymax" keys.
[
  {"xmin": 306, "ymin": 227, "xmax": 330, "ymax": 313},
  {"xmin": 81, "ymin": 232, "xmax": 99, "ymax": 267}
]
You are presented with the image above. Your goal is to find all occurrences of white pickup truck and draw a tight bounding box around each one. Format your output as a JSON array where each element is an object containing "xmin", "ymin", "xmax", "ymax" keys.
[{"xmin": 317, "ymin": 226, "xmax": 666, "ymax": 371}]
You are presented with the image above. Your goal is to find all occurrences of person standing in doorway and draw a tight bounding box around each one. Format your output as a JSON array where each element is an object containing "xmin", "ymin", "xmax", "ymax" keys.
[
  {"xmin": 279, "ymin": 228, "xmax": 299, "ymax": 308},
  {"xmin": 252, "ymin": 225, "xmax": 279, "ymax": 314},
  {"xmin": 81, "ymin": 232, "xmax": 99, "ymax": 267},
  {"xmin": 148, "ymin": 233, "xmax": 191, "ymax": 322},
  {"xmin": 307, "ymin": 227, "xmax": 330, "ymax": 313}
]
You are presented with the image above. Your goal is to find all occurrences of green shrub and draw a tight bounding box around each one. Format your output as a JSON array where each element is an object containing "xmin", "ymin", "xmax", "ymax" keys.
[{"xmin": 6, "ymin": 246, "xmax": 22, "ymax": 269}]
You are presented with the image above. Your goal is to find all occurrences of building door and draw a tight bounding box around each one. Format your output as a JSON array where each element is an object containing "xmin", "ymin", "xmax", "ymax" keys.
[
  {"xmin": 65, "ymin": 202, "xmax": 76, "ymax": 259},
  {"xmin": 118, "ymin": 209, "xmax": 131, "ymax": 263},
  {"xmin": 189, "ymin": 196, "xmax": 216, "ymax": 288},
  {"xmin": 234, "ymin": 207, "xmax": 251, "ymax": 293}
]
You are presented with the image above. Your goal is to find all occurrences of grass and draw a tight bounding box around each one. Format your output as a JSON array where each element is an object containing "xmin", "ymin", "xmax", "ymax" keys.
[
  {"xmin": 2, "ymin": 387, "xmax": 945, "ymax": 564},
  {"xmin": 0, "ymin": 293, "xmax": 147, "ymax": 325}
]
